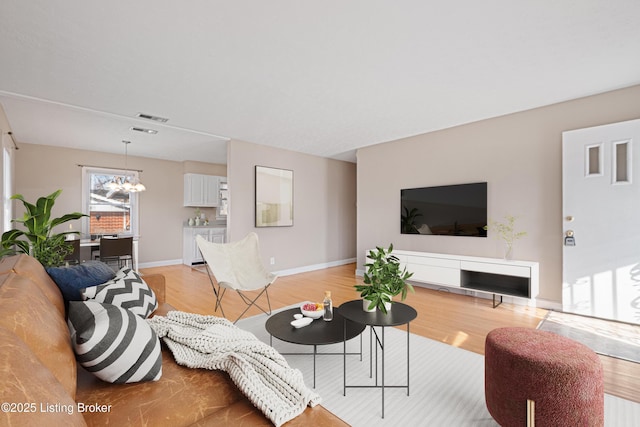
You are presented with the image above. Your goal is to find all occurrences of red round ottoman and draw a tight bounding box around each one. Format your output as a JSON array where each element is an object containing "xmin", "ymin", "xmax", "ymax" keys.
[{"xmin": 485, "ymin": 327, "xmax": 604, "ymax": 427}]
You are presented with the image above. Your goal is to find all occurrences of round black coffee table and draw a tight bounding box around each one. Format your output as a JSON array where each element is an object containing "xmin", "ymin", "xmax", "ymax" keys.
[
  {"xmin": 265, "ymin": 307, "xmax": 365, "ymax": 387},
  {"xmin": 339, "ymin": 300, "xmax": 418, "ymax": 419}
]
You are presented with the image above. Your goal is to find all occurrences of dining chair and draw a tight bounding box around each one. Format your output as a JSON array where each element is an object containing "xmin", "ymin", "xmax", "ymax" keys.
[
  {"xmin": 99, "ymin": 236, "xmax": 134, "ymax": 270},
  {"xmin": 63, "ymin": 239, "xmax": 81, "ymax": 265}
]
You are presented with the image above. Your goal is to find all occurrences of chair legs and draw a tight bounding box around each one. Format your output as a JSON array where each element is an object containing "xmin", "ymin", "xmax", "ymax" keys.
[
  {"xmin": 101, "ymin": 257, "xmax": 132, "ymax": 272},
  {"xmin": 214, "ymin": 286, "xmax": 226, "ymax": 315},
  {"xmin": 232, "ymin": 285, "xmax": 272, "ymax": 324},
  {"xmin": 204, "ymin": 265, "xmax": 227, "ymax": 318},
  {"xmin": 204, "ymin": 263, "xmax": 272, "ymax": 323}
]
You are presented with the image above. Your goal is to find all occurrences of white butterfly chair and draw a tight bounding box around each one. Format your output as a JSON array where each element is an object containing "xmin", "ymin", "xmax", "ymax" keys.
[{"xmin": 195, "ymin": 232, "xmax": 277, "ymax": 323}]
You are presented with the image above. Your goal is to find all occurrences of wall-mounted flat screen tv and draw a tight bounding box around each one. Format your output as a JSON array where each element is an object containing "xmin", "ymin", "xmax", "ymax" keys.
[{"xmin": 401, "ymin": 182, "xmax": 487, "ymax": 237}]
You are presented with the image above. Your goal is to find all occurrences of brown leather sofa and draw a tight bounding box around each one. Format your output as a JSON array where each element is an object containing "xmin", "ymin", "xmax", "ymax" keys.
[{"xmin": 0, "ymin": 254, "xmax": 348, "ymax": 426}]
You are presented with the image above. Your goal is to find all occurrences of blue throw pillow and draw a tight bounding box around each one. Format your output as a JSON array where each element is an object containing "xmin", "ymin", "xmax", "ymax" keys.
[{"xmin": 46, "ymin": 261, "xmax": 116, "ymax": 301}]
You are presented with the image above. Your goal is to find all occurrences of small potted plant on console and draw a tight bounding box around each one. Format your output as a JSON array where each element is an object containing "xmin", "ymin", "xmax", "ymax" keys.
[{"xmin": 355, "ymin": 244, "xmax": 414, "ymax": 314}]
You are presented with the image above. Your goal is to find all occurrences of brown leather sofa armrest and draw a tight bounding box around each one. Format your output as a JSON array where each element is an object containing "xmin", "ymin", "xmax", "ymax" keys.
[
  {"xmin": 142, "ymin": 273, "xmax": 166, "ymax": 305},
  {"xmin": 187, "ymin": 399, "xmax": 349, "ymax": 426}
]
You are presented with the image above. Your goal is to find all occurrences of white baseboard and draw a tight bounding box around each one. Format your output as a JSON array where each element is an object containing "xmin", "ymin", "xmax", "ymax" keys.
[
  {"xmin": 273, "ymin": 258, "xmax": 357, "ymax": 277},
  {"xmin": 139, "ymin": 258, "xmax": 357, "ymax": 275},
  {"xmin": 138, "ymin": 259, "xmax": 183, "ymax": 269},
  {"xmin": 534, "ymin": 298, "xmax": 562, "ymax": 311}
]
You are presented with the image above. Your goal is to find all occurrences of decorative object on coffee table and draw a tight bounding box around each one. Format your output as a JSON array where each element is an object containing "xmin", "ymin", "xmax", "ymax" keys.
[
  {"xmin": 356, "ymin": 244, "xmax": 413, "ymax": 313},
  {"xmin": 300, "ymin": 301, "xmax": 324, "ymax": 319}
]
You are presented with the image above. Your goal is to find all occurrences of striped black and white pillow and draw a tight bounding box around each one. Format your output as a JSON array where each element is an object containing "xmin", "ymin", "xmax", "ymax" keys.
[
  {"xmin": 82, "ymin": 268, "xmax": 158, "ymax": 318},
  {"xmin": 68, "ymin": 301, "xmax": 162, "ymax": 383}
]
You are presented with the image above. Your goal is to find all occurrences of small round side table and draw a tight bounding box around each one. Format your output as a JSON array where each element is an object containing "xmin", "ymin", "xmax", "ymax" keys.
[
  {"xmin": 338, "ymin": 300, "xmax": 417, "ymax": 419},
  {"xmin": 265, "ymin": 307, "xmax": 365, "ymax": 388}
]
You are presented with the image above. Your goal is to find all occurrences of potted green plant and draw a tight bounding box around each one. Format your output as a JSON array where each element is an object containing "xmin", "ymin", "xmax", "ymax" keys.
[
  {"xmin": 1, "ymin": 189, "xmax": 86, "ymax": 267},
  {"xmin": 355, "ymin": 244, "xmax": 414, "ymax": 314}
]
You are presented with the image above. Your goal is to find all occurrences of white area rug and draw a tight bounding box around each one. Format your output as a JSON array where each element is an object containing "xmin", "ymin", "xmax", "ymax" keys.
[{"xmin": 236, "ymin": 307, "xmax": 640, "ymax": 426}]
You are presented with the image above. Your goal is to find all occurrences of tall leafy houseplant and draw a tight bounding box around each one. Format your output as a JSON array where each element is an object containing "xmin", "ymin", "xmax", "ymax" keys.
[
  {"xmin": 355, "ymin": 244, "xmax": 414, "ymax": 314},
  {"xmin": 1, "ymin": 190, "xmax": 86, "ymax": 267}
]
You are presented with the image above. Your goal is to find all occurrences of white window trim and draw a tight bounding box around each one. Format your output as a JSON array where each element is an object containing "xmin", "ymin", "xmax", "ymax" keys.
[
  {"xmin": 612, "ymin": 139, "xmax": 632, "ymax": 185},
  {"xmin": 81, "ymin": 166, "xmax": 140, "ymax": 237},
  {"xmin": 584, "ymin": 142, "xmax": 604, "ymax": 178}
]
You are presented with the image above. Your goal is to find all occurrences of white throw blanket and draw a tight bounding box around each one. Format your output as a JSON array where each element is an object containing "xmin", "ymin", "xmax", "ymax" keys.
[{"xmin": 147, "ymin": 311, "xmax": 321, "ymax": 427}]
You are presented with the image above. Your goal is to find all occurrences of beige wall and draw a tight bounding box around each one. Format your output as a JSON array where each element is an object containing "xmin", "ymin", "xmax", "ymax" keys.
[
  {"xmin": 13, "ymin": 143, "xmax": 226, "ymax": 265},
  {"xmin": 357, "ymin": 84, "xmax": 640, "ymax": 305},
  {"xmin": 227, "ymin": 139, "xmax": 357, "ymax": 272},
  {"xmin": 183, "ymin": 160, "xmax": 227, "ymax": 176},
  {"xmin": 13, "ymin": 136, "xmax": 357, "ymax": 272}
]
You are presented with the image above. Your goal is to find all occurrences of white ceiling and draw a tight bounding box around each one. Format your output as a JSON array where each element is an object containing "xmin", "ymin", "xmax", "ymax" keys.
[{"xmin": 1, "ymin": 1, "xmax": 639, "ymax": 164}]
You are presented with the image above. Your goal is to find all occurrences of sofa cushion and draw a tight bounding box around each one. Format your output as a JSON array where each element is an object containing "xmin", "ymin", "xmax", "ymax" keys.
[
  {"xmin": 46, "ymin": 261, "xmax": 116, "ymax": 301},
  {"xmin": 0, "ymin": 272, "xmax": 78, "ymax": 398},
  {"xmin": 0, "ymin": 327, "xmax": 87, "ymax": 426},
  {"xmin": 81, "ymin": 267, "xmax": 158, "ymax": 318},
  {"xmin": 68, "ymin": 301, "xmax": 162, "ymax": 384}
]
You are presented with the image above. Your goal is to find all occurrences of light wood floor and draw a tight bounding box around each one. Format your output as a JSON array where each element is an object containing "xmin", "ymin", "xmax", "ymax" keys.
[{"xmin": 141, "ymin": 262, "xmax": 640, "ymax": 404}]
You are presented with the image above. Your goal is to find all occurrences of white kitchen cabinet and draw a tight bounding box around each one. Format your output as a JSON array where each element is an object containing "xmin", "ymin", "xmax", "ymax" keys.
[
  {"xmin": 184, "ymin": 174, "xmax": 222, "ymax": 207},
  {"xmin": 183, "ymin": 227, "xmax": 226, "ymax": 265}
]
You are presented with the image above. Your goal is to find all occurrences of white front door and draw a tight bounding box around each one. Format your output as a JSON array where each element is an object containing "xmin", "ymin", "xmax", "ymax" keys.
[{"xmin": 562, "ymin": 118, "xmax": 640, "ymax": 325}]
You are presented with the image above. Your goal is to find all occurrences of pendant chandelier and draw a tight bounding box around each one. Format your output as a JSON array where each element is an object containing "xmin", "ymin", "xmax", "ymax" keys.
[{"xmin": 107, "ymin": 140, "xmax": 146, "ymax": 193}]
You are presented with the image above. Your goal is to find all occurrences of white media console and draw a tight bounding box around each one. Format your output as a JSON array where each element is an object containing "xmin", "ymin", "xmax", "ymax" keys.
[{"xmin": 379, "ymin": 250, "xmax": 539, "ymax": 307}]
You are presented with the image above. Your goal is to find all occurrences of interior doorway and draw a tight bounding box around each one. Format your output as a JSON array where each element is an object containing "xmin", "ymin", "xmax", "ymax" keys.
[{"xmin": 562, "ymin": 118, "xmax": 640, "ymax": 325}]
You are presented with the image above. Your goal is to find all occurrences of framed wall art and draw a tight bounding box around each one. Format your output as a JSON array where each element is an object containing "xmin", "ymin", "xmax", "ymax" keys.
[{"xmin": 255, "ymin": 166, "xmax": 293, "ymax": 227}]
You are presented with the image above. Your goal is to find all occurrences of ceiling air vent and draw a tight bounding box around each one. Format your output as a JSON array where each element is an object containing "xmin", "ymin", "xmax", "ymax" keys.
[
  {"xmin": 136, "ymin": 113, "xmax": 169, "ymax": 123},
  {"xmin": 130, "ymin": 126, "xmax": 158, "ymax": 134}
]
